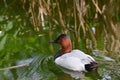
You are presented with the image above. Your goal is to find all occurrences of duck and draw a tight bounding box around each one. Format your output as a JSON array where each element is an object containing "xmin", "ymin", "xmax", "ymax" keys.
[{"xmin": 51, "ymin": 34, "xmax": 98, "ymax": 79}]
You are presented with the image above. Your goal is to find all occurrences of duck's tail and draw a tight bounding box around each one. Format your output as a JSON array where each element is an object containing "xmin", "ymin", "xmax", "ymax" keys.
[{"xmin": 85, "ymin": 62, "xmax": 98, "ymax": 72}]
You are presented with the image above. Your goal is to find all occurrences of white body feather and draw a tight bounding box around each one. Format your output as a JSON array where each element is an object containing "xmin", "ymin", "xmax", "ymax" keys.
[{"xmin": 55, "ymin": 49, "xmax": 95, "ymax": 72}]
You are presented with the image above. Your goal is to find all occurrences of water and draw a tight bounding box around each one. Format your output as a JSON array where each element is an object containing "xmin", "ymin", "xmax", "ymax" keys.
[{"xmin": 0, "ymin": 52, "xmax": 119, "ymax": 80}]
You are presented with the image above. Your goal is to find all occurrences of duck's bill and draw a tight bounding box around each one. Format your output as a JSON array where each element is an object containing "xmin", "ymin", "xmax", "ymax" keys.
[{"xmin": 50, "ymin": 40, "xmax": 57, "ymax": 43}]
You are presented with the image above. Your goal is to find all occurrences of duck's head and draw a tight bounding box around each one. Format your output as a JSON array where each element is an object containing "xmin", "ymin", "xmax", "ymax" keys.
[{"xmin": 51, "ymin": 34, "xmax": 72, "ymax": 53}]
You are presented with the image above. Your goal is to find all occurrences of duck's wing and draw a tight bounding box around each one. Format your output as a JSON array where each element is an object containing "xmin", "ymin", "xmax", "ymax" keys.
[
  {"xmin": 55, "ymin": 56, "xmax": 86, "ymax": 72},
  {"xmin": 71, "ymin": 50, "xmax": 96, "ymax": 63},
  {"xmin": 70, "ymin": 50, "xmax": 98, "ymax": 71}
]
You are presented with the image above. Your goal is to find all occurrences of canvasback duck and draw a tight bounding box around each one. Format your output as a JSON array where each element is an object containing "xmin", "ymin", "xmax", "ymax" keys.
[{"xmin": 51, "ymin": 34, "xmax": 98, "ymax": 79}]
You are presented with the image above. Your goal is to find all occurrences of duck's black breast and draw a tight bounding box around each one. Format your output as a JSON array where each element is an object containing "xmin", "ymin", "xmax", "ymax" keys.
[{"xmin": 54, "ymin": 52, "xmax": 62, "ymax": 60}]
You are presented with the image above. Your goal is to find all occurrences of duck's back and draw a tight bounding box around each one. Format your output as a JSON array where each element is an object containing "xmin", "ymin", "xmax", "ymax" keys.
[{"xmin": 69, "ymin": 50, "xmax": 95, "ymax": 64}]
